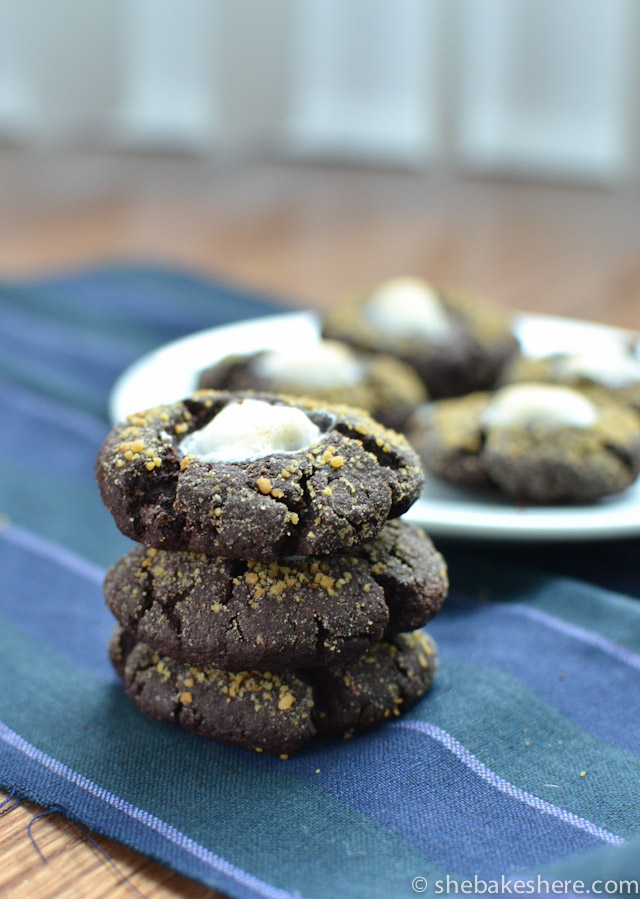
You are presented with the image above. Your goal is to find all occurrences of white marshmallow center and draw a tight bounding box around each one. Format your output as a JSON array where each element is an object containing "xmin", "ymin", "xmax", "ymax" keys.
[
  {"xmin": 180, "ymin": 399, "xmax": 322, "ymax": 462},
  {"xmin": 555, "ymin": 351, "xmax": 640, "ymax": 389},
  {"xmin": 482, "ymin": 384, "xmax": 598, "ymax": 429},
  {"xmin": 363, "ymin": 277, "xmax": 452, "ymax": 341},
  {"xmin": 252, "ymin": 341, "xmax": 364, "ymax": 389}
]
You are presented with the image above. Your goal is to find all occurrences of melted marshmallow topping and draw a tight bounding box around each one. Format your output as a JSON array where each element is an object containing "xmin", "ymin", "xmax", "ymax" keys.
[
  {"xmin": 482, "ymin": 384, "xmax": 598, "ymax": 429},
  {"xmin": 555, "ymin": 351, "xmax": 640, "ymax": 389},
  {"xmin": 180, "ymin": 399, "xmax": 322, "ymax": 462},
  {"xmin": 252, "ymin": 341, "xmax": 364, "ymax": 389},
  {"xmin": 363, "ymin": 277, "xmax": 452, "ymax": 341}
]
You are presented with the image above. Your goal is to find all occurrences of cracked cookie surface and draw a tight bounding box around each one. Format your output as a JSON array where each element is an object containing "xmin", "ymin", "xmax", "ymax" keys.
[
  {"xmin": 109, "ymin": 625, "xmax": 438, "ymax": 755},
  {"xmin": 409, "ymin": 387, "xmax": 640, "ymax": 503},
  {"xmin": 197, "ymin": 344, "xmax": 427, "ymax": 432},
  {"xmin": 322, "ymin": 282, "xmax": 518, "ymax": 398},
  {"xmin": 104, "ymin": 519, "xmax": 448, "ymax": 671},
  {"xmin": 499, "ymin": 348, "xmax": 640, "ymax": 415},
  {"xmin": 96, "ymin": 390, "xmax": 424, "ymax": 560}
]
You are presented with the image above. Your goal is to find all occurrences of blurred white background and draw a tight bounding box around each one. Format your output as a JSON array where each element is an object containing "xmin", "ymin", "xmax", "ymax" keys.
[{"xmin": 1, "ymin": 0, "xmax": 638, "ymax": 183}]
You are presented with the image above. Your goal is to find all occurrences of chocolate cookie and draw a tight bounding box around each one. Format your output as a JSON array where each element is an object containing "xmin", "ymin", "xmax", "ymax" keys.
[
  {"xmin": 500, "ymin": 345, "xmax": 640, "ymax": 415},
  {"xmin": 322, "ymin": 277, "xmax": 518, "ymax": 398},
  {"xmin": 104, "ymin": 520, "xmax": 448, "ymax": 671},
  {"xmin": 109, "ymin": 626, "xmax": 438, "ymax": 755},
  {"xmin": 96, "ymin": 391, "xmax": 424, "ymax": 561},
  {"xmin": 197, "ymin": 340, "xmax": 427, "ymax": 432},
  {"xmin": 408, "ymin": 383, "xmax": 640, "ymax": 504}
]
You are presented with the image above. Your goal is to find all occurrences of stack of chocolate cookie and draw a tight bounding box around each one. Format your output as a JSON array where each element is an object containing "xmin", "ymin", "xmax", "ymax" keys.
[{"xmin": 96, "ymin": 391, "xmax": 448, "ymax": 755}]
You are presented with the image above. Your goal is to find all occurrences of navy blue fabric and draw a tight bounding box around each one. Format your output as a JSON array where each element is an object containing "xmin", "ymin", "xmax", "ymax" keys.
[{"xmin": 1, "ymin": 265, "xmax": 639, "ymax": 898}]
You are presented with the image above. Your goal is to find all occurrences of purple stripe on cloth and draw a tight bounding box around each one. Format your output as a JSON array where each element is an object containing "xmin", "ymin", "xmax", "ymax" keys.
[
  {"xmin": 391, "ymin": 721, "xmax": 625, "ymax": 847},
  {"xmin": 0, "ymin": 524, "xmax": 105, "ymax": 587},
  {"xmin": 504, "ymin": 605, "xmax": 640, "ymax": 672},
  {"xmin": 0, "ymin": 376, "xmax": 108, "ymax": 444},
  {"xmin": 0, "ymin": 721, "xmax": 307, "ymax": 899}
]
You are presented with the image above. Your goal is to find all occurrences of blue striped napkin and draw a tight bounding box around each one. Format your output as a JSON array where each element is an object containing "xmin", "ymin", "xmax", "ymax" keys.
[{"xmin": 1, "ymin": 265, "xmax": 639, "ymax": 898}]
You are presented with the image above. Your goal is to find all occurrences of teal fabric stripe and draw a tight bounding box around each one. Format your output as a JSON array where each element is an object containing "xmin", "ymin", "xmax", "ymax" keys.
[
  {"xmin": 2, "ymin": 266, "xmax": 640, "ymax": 894},
  {"xmin": 0, "ymin": 455, "xmax": 126, "ymax": 567},
  {"xmin": 4, "ymin": 513, "xmax": 639, "ymax": 847},
  {"xmin": 0, "ymin": 726, "xmax": 309, "ymax": 899},
  {"xmin": 515, "ymin": 585, "xmax": 640, "ymax": 656},
  {"xmin": 444, "ymin": 536, "xmax": 640, "ymax": 601},
  {"xmin": 1, "ymin": 496, "xmax": 640, "ymax": 868},
  {"xmin": 0, "ymin": 620, "xmax": 449, "ymax": 899},
  {"xmin": 0, "ymin": 266, "xmax": 282, "ymax": 417},
  {"xmin": 533, "ymin": 834, "xmax": 640, "ymax": 892},
  {"xmin": 443, "ymin": 544, "xmax": 640, "ymax": 652},
  {"xmin": 0, "ymin": 266, "xmax": 288, "ymax": 345},
  {"xmin": 2, "ymin": 299, "xmax": 137, "ymax": 364},
  {"xmin": 406, "ymin": 661, "xmax": 640, "ymax": 839},
  {"xmin": 429, "ymin": 596, "xmax": 640, "ymax": 754},
  {"xmin": 1, "ymin": 376, "xmax": 109, "ymax": 444},
  {"xmin": 4, "ymin": 515, "xmax": 638, "ymax": 859}
]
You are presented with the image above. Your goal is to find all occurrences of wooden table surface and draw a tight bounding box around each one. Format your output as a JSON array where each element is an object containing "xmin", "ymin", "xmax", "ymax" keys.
[{"xmin": 1, "ymin": 149, "xmax": 638, "ymax": 898}]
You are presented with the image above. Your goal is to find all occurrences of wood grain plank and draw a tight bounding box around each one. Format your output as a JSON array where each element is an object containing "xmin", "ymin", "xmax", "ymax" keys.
[
  {"xmin": 0, "ymin": 150, "xmax": 638, "ymax": 897},
  {"xmin": 0, "ymin": 791, "xmax": 223, "ymax": 899}
]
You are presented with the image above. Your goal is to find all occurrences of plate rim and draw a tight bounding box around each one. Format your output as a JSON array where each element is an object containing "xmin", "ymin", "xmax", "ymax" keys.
[{"xmin": 108, "ymin": 309, "xmax": 640, "ymax": 543}]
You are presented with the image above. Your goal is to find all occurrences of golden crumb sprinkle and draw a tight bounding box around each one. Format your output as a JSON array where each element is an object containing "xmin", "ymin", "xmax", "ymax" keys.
[
  {"xmin": 179, "ymin": 691, "xmax": 193, "ymax": 704},
  {"xmin": 288, "ymin": 512, "xmax": 299, "ymax": 525},
  {"xmin": 277, "ymin": 692, "xmax": 296, "ymax": 711},
  {"xmin": 314, "ymin": 572, "xmax": 335, "ymax": 592},
  {"xmin": 256, "ymin": 477, "xmax": 272, "ymax": 494},
  {"xmin": 330, "ymin": 456, "xmax": 344, "ymax": 469},
  {"xmin": 319, "ymin": 446, "xmax": 336, "ymax": 464},
  {"xmin": 245, "ymin": 571, "xmax": 259, "ymax": 586}
]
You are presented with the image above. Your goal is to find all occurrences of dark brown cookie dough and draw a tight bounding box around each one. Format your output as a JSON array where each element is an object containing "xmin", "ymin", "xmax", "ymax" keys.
[
  {"xmin": 322, "ymin": 280, "xmax": 518, "ymax": 398},
  {"xmin": 354, "ymin": 518, "xmax": 449, "ymax": 635},
  {"xmin": 197, "ymin": 343, "xmax": 427, "ymax": 432},
  {"xmin": 96, "ymin": 391, "xmax": 424, "ymax": 561},
  {"xmin": 104, "ymin": 520, "xmax": 448, "ymax": 671},
  {"xmin": 408, "ymin": 386, "xmax": 640, "ymax": 504},
  {"xmin": 109, "ymin": 626, "xmax": 437, "ymax": 755},
  {"xmin": 500, "ymin": 348, "xmax": 640, "ymax": 415},
  {"xmin": 307, "ymin": 629, "xmax": 437, "ymax": 741}
]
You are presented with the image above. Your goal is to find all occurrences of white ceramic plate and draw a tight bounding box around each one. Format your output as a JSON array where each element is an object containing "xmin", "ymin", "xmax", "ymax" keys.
[{"xmin": 109, "ymin": 311, "xmax": 640, "ymax": 542}]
